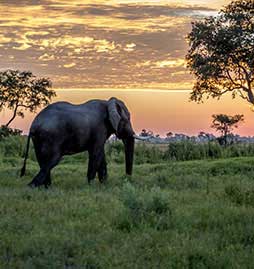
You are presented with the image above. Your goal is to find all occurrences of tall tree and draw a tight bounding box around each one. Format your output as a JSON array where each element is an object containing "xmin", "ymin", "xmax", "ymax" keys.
[
  {"xmin": 186, "ymin": 0, "xmax": 254, "ymax": 105},
  {"xmin": 211, "ymin": 114, "xmax": 244, "ymax": 144},
  {"xmin": 0, "ymin": 70, "xmax": 56, "ymax": 127}
]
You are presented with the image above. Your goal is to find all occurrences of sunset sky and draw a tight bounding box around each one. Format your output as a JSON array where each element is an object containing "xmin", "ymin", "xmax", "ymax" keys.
[{"xmin": 1, "ymin": 0, "xmax": 253, "ymax": 136}]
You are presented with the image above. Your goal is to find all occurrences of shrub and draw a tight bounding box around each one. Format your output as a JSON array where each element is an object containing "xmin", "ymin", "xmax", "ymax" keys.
[
  {"xmin": 0, "ymin": 135, "xmax": 25, "ymax": 157},
  {"xmin": 164, "ymin": 141, "xmax": 208, "ymax": 161},
  {"xmin": 106, "ymin": 141, "xmax": 125, "ymax": 164},
  {"xmin": 224, "ymin": 184, "xmax": 254, "ymax": 206},
  {"xmin": 134, "ymin": 143, "xmax": 164, "ymax": 164},
  {"xmin": 116, "ymin": 183, "xmax": 172, "ymax": 230},
  {"xmin": 164, "ymin": 141, "xmax": 254, "ymax": 162},
  {"xmin": 0, "ymin": 125, "xmax": 22, "ymax": 140}
]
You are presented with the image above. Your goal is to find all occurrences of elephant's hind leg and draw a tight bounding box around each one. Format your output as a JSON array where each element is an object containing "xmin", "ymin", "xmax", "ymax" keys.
[
  {"xmin": 28, "ymin": 146, "xmax": 61, "ymax": 188},
  {"xmin": 34, "ymin": 146, "xmax": 52, "ymax": 188},
  {"xmin": 28, "ymin": 156, "xmax": 60, "ymax": 188}
]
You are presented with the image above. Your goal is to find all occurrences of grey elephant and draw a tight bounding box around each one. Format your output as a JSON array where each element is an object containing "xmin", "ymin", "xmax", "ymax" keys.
[{"xmin": 20, "ymin": 97, "xmax": 144, "ymax": 188}]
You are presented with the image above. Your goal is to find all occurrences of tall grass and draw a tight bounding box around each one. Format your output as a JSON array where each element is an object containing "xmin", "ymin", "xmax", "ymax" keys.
[
  {"xmin": 1, "ymin": 136, "xmax": 254, "ymax": 165},
  {"xmin": 164, "ymin": 141, "xmax": 254, "ymax": 161}
]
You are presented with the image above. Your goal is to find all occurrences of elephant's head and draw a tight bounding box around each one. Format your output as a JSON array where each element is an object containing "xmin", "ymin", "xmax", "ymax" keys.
[{"xmin": 107, "ymin": 97, "xmax": 135, "ymax": 175}]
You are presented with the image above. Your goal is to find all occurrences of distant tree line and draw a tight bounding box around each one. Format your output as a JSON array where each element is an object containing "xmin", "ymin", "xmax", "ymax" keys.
[{"xmin": 139, "ymin": 113, "xmax": 245, "ymax": 146}]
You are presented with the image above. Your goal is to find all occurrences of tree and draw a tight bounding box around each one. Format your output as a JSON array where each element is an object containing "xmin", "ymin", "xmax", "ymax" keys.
[
  {"xmin": 211, "ymin": 114, "xmax": 244, "ymax": 145},
  {"xmin": 166, "ymin": 131, "xmax": 173, "ymax": 138},
  {"xmin": 0, "ymin": 70, "xmax": 56, "ymax": 127},
  {"xmin": 140, "ymin": 129, "xmax": 154, "ymax": 137},
  {"xmin": 186, "ymin": 0, "xmax": 254, "ymax": 105}
]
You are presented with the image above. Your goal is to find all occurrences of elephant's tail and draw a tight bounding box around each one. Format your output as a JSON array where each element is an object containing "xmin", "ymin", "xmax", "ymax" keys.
[{"xmin": 20, "ymin": 133, "xmax": 31, "ymax": 177}]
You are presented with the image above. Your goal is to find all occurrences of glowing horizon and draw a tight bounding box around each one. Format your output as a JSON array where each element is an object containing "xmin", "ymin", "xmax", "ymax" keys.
[{"xmin": 1, "ymin": 88, "xmax": 253, "ymax": 137}]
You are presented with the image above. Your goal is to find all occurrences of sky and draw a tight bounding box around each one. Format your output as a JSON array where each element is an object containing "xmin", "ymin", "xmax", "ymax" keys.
[
  {"xmin": 0, "ymin": 0, "xmax": 230, "ymax": 89},
  {"xmin": 1, "ymin": 0, "xmax": 253, "ymax": 137}
]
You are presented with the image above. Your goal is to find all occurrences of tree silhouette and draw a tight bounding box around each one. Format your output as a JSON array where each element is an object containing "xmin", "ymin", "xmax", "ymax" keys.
[
  {"xmin": 211, "ymin": 114, "xmax": 244, "ymax": 145},
  {"xmin": 0, "ymin": 70, "xmax": 56, "ymax": 127},
  {"xmin": 166, "ymin": 132, "xmax": 173, "ymax": 138},
  {"xmin": 140, "ymin": 129, "xmax": 154, "ymax": 137},
  {"xmin": 186, "ymin": 0, "xmax": 254, "ymax": 105}
]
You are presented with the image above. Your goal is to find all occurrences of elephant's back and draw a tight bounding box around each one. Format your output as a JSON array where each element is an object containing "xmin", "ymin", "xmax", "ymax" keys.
[{"xmin": 30, "ymin": 100, "xmax": 107, "ymax": 134}]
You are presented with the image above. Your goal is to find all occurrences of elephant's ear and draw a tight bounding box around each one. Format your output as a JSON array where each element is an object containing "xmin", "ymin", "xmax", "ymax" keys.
[{"xmin": 107, "ymin": 97, "xmax": 121, "ymax": 132}]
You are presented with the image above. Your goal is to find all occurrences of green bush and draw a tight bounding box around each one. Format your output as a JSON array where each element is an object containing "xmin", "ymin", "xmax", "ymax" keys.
[
  {"xmin": 164, "ymin": 141, "xmax": 254, "ymax": 162},
  {"xmin": 164, "ymin": 141, "xmax": 224, "ymax": 161},
  {"xmin": 0, "ymin": 125, "xmax": 22, "ymax": 140},
  {"xmin": 116, "ymin": 182, "xmax": 172, "ymax": 230},
  {"xmin": 134, "ymin": 143, "xmax": 164, "ymax": 164},
  {"xmin": 224, "ymin": 184, "xmax": 254, "ymax": 206},
  {"xmin": 0, "ymin": 135, "xmax": 26, "ymax": 157},
  {"xmin": 105, "ymin": 142, "xmax": 125, "ymax": 164}
]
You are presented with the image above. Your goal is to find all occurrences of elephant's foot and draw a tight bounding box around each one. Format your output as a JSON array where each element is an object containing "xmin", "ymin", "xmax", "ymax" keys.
[
  {"xmin": 28, "ymin": 181, "xmax": 50, "ymax": 189},
  {"xmin": 44, "ymin": 177, "xmax": 52, "ymax": 188},
  {"xmin": 28, "ymin": 181, "xmax": 37, "ymax": 188},
  {"xmin": 87, "ymin": 177, "xmax": 95, "ymax": 185},
  {"xmin": 28, "ymin": 180, "xmax": 42, "ymax": 188},
  {"xmin": 99, "ymin": 175, "xmax": 107, "ymax": 183},
  {"xmin": 28, "ymin": 177, "xmax": 49, "ymax": 189}
]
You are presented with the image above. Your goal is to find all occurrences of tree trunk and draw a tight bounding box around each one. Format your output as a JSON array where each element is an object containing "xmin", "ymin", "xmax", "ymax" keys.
[{"xmin": 5, "ymin": 105, "xmax": 18, "ymax": 127}]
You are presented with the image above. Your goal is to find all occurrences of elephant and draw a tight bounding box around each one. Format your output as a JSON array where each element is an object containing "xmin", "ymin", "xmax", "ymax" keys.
[{"xmin": 20, "ymin": 97, "xmax": 144, "ymax": 188}]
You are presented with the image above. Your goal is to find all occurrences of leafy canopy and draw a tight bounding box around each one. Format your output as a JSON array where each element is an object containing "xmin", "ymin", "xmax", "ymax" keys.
[
  {"xmin": 186, "ymin": 0, "xmax": 254, "ymax": 105},
  {"xmin": 0, "ymin": 70, "xmax": 56, "ymax": 127},
  {"xmin": 211, "ymin": 114, "xmax": 244, "ymax": 137}
]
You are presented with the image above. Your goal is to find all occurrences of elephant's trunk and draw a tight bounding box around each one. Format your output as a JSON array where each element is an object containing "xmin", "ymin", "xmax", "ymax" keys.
[{"xmin": 123, "ymin": 136, "xmax": 135, "ymax": 175}]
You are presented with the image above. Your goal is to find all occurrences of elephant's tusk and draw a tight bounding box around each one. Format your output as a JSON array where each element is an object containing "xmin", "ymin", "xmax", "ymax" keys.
[{"xmin": 133, "ymin": 134, "xmax": 152, "ymax": 141}]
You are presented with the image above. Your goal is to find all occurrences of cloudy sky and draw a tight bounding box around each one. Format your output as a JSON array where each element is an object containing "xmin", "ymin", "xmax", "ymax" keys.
[
  {"xmin": 0, "ymin": 0, "xmax": 230, "ymax": 89},
  {"xmin": 4, "ymin": 0, "xmax": 251, "ymax": 137}
]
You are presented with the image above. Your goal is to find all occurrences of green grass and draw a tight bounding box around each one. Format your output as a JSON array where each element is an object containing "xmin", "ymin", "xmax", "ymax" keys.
[
  {"xmin": 1, "ymin": 146, "xmax": 254, "ymax": 268},
  {"xmin": 1, "ymin": 136, "xmax": 254, "ymax": 268}
]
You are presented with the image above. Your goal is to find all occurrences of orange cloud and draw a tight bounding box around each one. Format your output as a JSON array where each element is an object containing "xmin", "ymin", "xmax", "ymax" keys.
[{"xmin": 0, "ymin": 0, "xmax": 231, "ymax": 89}]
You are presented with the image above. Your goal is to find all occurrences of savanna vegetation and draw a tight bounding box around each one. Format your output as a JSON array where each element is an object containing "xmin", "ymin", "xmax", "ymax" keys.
[
  {"xmin": 1, "ymin": 1, "xmax": 254, "ymax": 268},
  {"xmin": 1, "ymin": 135, "xmax": 254, "ymax": 268}
]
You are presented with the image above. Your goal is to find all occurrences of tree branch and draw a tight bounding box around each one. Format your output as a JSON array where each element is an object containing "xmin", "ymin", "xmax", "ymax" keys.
[
  {"xmin": 237, "ymin": 89, "xmax": 249, "ymax": 101},
  {"xmin": 5, "ymin": 103, "xmax": 19, "ymax": 127},
  {"xmin": 226, "ymin": 69, "xmax": 247, "ymax": 90}
]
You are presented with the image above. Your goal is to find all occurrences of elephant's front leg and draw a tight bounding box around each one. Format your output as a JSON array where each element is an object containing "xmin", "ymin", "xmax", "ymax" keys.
[
  {"xmin": 98, "ymin": 151, "xmax": 107, "ymax": 183},
  {"xmin": 87, "ymin": 146, "xmax": 105, "ymax": 184}
]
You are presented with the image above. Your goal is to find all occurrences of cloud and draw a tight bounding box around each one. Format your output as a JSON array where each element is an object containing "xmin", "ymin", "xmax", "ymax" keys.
[
  {"xmin": 0, "ymin": 0, "xmax": 230, "ymax": 88},
  {"xmin": 63, "ymin": 63, "xmax": 76, "ymax": 68}
]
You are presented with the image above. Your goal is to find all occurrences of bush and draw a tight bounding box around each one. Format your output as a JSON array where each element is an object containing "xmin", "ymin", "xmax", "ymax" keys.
[
  {"xmin": 0, "ymin": 125, "xmax": 22, "ymax": 140},
  {"xmin": 134, "ymin": 143, "xmax": 164, "ymax": 164},
  {"xmin": 115, "ymin": 182, "xmax": 172, "ymax": 230},
  {"xmin": 106, "ymin": 141, "xmax": 125, "ymax": 164},
  {"xmin": 164, "ymin": 141, "xmax": 254, "ymax": 162},
  {"xmin": 0, "ymin": 135, "xmax": 25, "ymax": 157},
  {"xmin": 224, "ymin": 184, "xmax": 254, "ymax": 206}
]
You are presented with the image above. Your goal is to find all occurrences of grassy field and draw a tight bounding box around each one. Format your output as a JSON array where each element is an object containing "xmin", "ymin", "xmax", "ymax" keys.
[{"xmin": 1, "ymin": 137, "xmax": 254, "ymax": 268}]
